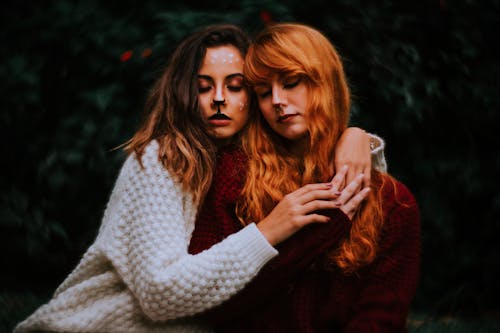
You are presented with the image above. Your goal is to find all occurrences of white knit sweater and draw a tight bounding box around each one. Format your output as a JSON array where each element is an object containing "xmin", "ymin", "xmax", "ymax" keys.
[
  {"xmin": 15, "ymin": 141, "xmax": 278, "ymax": 333},
  {"xmin": 15, "ymin": 134, "xmax": 387, "ymax": 333}
]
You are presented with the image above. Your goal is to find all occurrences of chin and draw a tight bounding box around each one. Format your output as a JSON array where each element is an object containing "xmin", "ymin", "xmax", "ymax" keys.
[{"xmin": 213, "ymin": 131, "xmax": 237, "ymax": 141}]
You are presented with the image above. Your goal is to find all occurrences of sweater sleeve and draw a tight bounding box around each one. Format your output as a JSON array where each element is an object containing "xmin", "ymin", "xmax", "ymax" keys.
[
  {"xmin": 98, "ymin": 142, "xmax": 278, "ymax": 322},
  {"xmin": 368, "ymin": 132, "xmax": 387, "ymax": 173},
  {"xmin": 342, "ymin": 180, "xmax": 421, "ymax": 333},
  {"xmin": 199, "ymin": 208, "xmax": 352, "ymax": 324}
]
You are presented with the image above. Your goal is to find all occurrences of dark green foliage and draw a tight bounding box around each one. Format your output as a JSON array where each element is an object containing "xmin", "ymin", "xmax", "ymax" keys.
[
  {"xmin": 1, "ymin": 0, "xmax": 499, "ymax": 325},
  {"xmin": 284, "ymin": 0, "xmax": 500, "ymax": 318}
]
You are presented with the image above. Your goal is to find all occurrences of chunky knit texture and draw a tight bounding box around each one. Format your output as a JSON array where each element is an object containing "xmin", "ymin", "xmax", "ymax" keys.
[
  {"xmin": 190, "ymin": 145, "xmax": 420, "ymax": 332},
  {"xmin": 15, "ymin": 141, "xmax": 278, "ymax": 333},
  {"xmin": 190, "ymin": 145, "xmax": 352, "ymax": 323}
]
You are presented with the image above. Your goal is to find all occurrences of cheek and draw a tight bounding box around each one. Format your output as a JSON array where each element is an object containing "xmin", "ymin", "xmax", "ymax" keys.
[
  {"xmin": 229, "ymin": 94, "xmax": 249, "ymax": 119},
  {"xmin": 235, "ymin": 105, "xmax": 250, "ymax": 128},
  {"xmin": 198, "ymin": 95, "xmax": 212, "ymax": 116},
  {"xmin": 231, "ymin": 93, "xmax": 248, "ymax": 111},
  {"xmin": 237, "ymin": 96, "xmax": 250, "ymax": 116},
  {"xmin": 238, "ymin": 101, "xmax": 248, "ymax": 112}
]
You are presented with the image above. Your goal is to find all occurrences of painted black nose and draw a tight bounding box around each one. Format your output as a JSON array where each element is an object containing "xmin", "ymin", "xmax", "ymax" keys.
[{"xmin": 213, "ymin": 99, "xmax": 225, "ymax": 113}]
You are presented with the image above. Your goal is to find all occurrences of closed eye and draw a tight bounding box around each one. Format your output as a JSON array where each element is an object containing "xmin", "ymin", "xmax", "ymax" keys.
[
  {"xmin": 198, "ymin": 75, "xmax": 213, "ymax": 94},
  {"xmin": 227, "ymin": 85, "xmax": 243, "ymax": 92},
  {"xmin": 198, "ymin": 86, "xmax": 212, "ymax": 93},
  {"xmin": 226, "ymin": 74, "xmax": 244, "ymax": 93},
  {"xmin": 283, "ymin": 78, "xmax": 301, "ymax": 89}
]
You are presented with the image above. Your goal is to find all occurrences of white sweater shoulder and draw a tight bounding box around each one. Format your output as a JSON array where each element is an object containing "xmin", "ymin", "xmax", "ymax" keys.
[{"xmin": 15, "ymin": 141, "xmax": 277, "ymax": 333}]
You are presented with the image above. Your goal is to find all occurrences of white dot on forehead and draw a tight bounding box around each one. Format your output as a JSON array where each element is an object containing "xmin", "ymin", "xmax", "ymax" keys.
[{"xmin": 206, "ymin": 52, "xmax": 241, "ymax": 65}]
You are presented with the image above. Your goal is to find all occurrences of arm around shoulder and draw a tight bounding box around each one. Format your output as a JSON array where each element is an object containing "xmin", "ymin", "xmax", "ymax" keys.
[{"xmin": 98, "ymin": 142, "xmax": 278, "ymax": 321}]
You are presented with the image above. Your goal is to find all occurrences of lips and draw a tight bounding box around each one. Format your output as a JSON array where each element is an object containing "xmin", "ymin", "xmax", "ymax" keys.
[
  {"xmin": 277, "ymin": 114, "xmax": 298, "ymax": 123},
  {"xmin": 209, "ymin": 113, "xmax": 231, "ymax": 120},
  {"xmin": 208, "ymin": 113, "xmax": 232, "ymax": 126}
]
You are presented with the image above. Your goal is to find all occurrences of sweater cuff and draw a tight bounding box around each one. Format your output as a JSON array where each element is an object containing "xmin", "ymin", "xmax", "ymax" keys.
[
  {"xmin": 368, "ymin": 133, "xmax": 387, "ymax": 173},
  {"xmin": 232, "ymin": 223, "xmax": 279, "ymax": 269},
  {"xmin": 368, "ymin": 132, "xmax": 384, "ymax": 153}
]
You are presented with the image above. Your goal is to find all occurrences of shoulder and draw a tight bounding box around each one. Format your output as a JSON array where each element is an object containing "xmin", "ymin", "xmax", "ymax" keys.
[
  {"xmin": 132, "ymin": 139, "xmax": 161, "ymax": 168},
  {"xmin": 372, "ymin": 174, "xmax": 421, "ymax": 266},
  {"xmin": 111, "ymin": 140, "xmax": 189, "ymax": 205},
  {"xmin": 120, "ymin": 140, "xmax": 165, "ymax": 177},
  {"xmin": 377, "ymin": 174, "xmax": 420, "ymax": 242},
  {"xmin": 379, "ymin": 174, "xmax": 418, "ymax": 212}
]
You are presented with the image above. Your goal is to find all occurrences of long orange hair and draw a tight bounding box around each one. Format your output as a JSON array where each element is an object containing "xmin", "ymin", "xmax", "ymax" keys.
[{"xmin": 238, "ymin": 23, "xmax": 385, "ymax": 274}]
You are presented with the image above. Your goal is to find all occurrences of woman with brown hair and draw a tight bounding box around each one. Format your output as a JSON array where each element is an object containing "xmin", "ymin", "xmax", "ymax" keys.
[{"xmin": 15, "ymin": 24, "xmax": 385, "ymax": 332}]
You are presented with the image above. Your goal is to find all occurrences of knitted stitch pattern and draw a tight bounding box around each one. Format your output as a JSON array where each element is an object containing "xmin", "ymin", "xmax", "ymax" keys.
[
  {"xmin": 188, "ymin": 144, "xmax": 419, "ymax": 332},
  {"xmin": 15, "ymin": 141, "xmax": 277, "ymax": 333},
  {"xmin": 214, "ymin": 177, "xmax": 420, "ymax": 333}
]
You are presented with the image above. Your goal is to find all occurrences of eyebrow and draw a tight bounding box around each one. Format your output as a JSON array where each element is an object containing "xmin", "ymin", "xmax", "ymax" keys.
[{"xmin": 197, "ymin": 73, "xmax": 244, "ymax": 81}]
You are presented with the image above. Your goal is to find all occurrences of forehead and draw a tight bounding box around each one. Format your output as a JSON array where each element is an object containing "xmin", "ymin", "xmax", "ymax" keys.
[{"xmin": 199, "ymin": 45, "xmax": 244, "ymax": 76}]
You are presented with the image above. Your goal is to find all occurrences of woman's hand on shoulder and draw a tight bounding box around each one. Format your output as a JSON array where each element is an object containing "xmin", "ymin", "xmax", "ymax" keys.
[{"xmin": 335, "ymin": 127, "xmax": 372, "ymax": 188}]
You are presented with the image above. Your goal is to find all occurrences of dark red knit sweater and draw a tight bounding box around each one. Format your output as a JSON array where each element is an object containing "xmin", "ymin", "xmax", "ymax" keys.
[{"xmin": 189, "ymin": 145, "xmax": 421, "ymax": 333}]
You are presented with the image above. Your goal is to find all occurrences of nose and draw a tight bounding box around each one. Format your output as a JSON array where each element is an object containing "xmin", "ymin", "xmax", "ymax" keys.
[
  {"xmin": 212, "ymin": 85, "xmax": 226, "ymax": 114},
  {"xmin": 271, "ymin": 86, "xmax": 285, "ymax": 108},
  {"xmin": 213, "ymin": 84, "xmax": 225, "ymax": 104}
]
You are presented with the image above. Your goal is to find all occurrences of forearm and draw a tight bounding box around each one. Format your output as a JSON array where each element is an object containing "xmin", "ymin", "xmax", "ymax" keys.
[
  {"xmin": 198, "ymin": 208, "xmax": 351, "ymax": 324},
  {"xmin": 101, "ymin": 145, "xmax": 278, "ymax": 321}
]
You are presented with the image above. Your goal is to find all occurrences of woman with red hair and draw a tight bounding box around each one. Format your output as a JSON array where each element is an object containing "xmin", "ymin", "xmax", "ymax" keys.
[
  {"xmin": 199, "ymin": 23, "xmax": 420, "ymax": 332},
  {"xmin": 15, "ymin": 24, "xmax": 385, "ymax": 333}
]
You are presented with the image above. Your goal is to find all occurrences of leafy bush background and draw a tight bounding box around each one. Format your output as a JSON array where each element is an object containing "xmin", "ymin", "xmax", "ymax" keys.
[{"xmin": 1, "ymin": 0, "xmax": 499, "ymax": 327}]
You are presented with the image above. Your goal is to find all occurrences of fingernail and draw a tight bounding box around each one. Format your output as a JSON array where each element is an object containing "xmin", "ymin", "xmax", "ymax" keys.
[{"xmin": 334, "ymin": 190, "xmax": 341, "ymax": 195}]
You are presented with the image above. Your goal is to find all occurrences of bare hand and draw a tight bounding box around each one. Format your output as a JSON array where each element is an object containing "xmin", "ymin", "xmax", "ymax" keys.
[
  {"xmin": 329, "ymin": 165, "xmax": 370, "ymax": 219},
  {"xmin": 257, "ymin": 183, "xmax": 340, "ymax": 246},
  {"xmin": 335, "ymin": 173, "xmax": 371, "ymax": 220},
  {"xmin": 334, "ymin": 127, "xmax": 371, "ymax": 189}
]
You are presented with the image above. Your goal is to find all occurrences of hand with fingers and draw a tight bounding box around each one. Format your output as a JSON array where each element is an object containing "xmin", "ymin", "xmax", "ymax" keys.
[
  {"xmin": 334, "ymin": 127, "xmax": 372, "ymax": 189},
  {"xmin": 256, "ymin": 182, "xmax": 340, "ymax": 246},
  {"xmin": 257, "ymin": 166, "xmax": 371, "ymax": 246},
  {"xmin": 331, "ymin": 166, "xmax": 371, "ymax": 220}
]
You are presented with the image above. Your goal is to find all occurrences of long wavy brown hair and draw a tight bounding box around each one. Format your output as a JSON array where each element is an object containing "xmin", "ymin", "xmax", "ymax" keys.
[
  {"xmin": 238, "ymin": 23, "xmax": 386, "ymax": 274},
  {"xmin": 123, "ymin": 24, "xmax": 250, "ymax": 204}
]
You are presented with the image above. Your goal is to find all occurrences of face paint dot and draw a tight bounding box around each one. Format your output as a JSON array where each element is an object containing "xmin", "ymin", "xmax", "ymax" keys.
[{"xmin": 239, "ymin": 102, "xmax": 248, "ymax": 111}]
